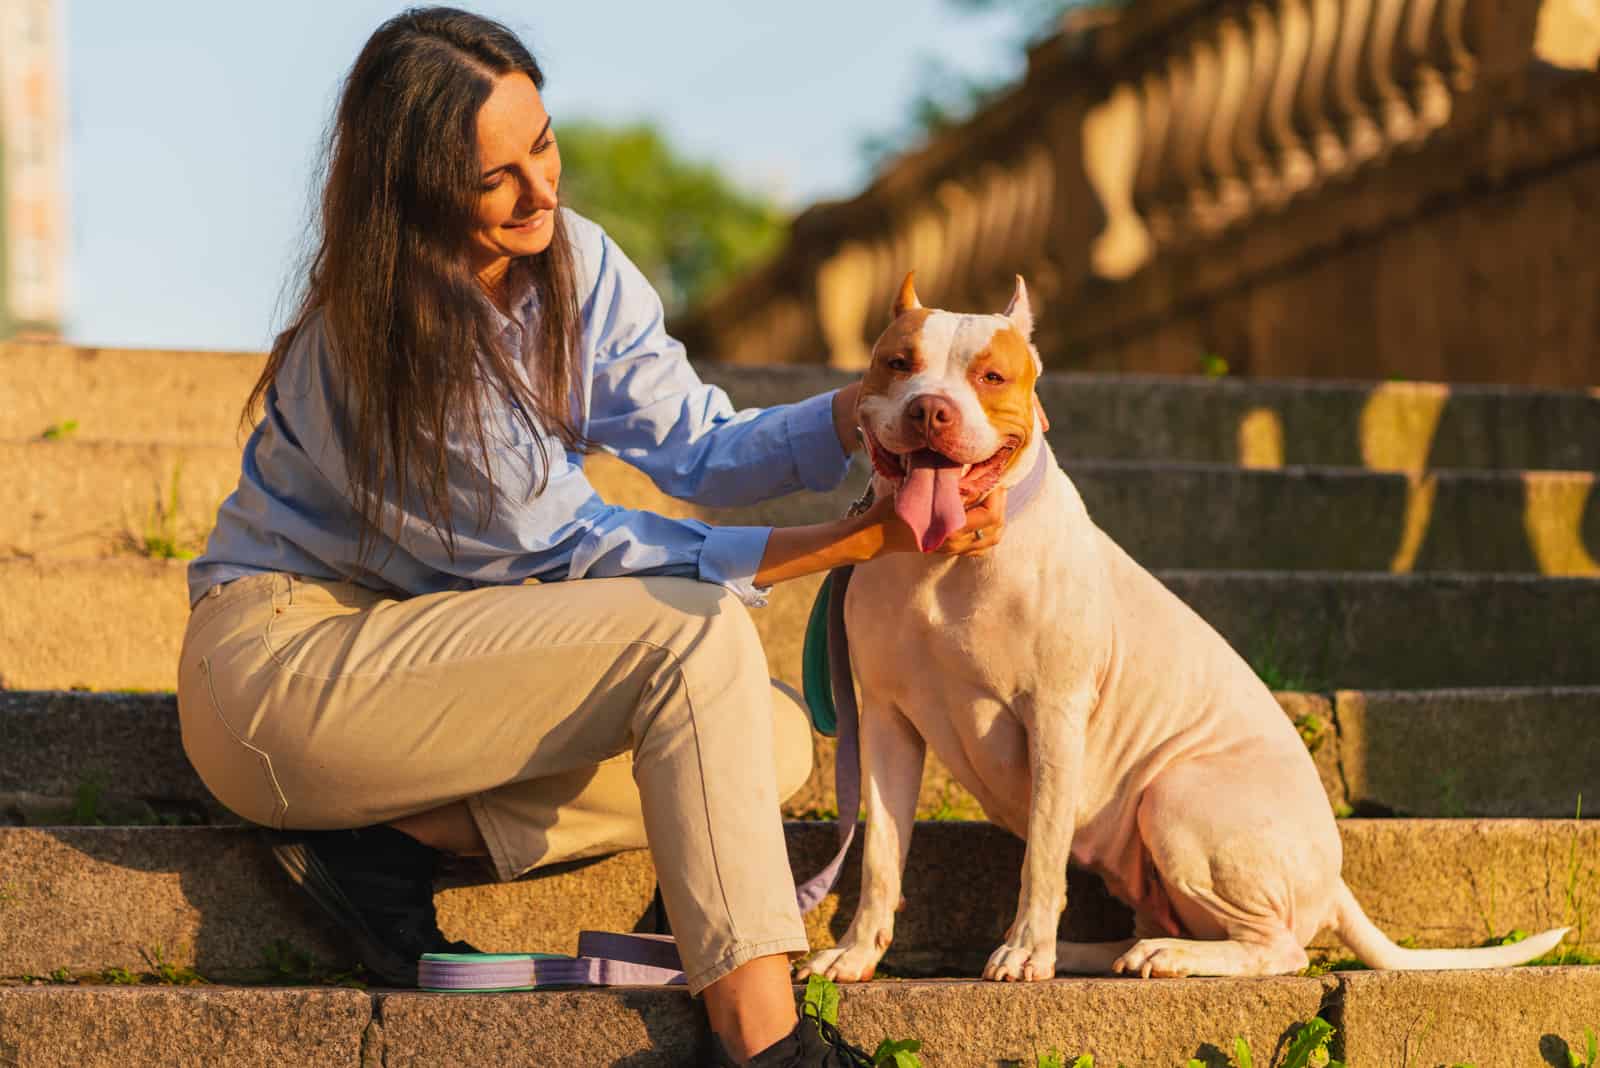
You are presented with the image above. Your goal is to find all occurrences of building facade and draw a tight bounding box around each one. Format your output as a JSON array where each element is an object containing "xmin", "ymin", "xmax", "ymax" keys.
[{"xmin": 0, "ymin": 0, "xmax": 65, "ymax": 339}]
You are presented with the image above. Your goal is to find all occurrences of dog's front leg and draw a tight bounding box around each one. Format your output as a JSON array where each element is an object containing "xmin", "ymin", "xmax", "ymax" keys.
[
  {"xmin": 796, "ymin": 700, "xmax": 925, "ymax": 983},
  {"xmin": 984, "ymin": 692, "xmax": 1089, "ymax": 981}
]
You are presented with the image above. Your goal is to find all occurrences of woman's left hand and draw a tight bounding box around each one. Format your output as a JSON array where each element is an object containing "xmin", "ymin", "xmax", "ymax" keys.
[{"xmin": 937, "ymin": 486, "xmax": 1006, "ymax": 556}]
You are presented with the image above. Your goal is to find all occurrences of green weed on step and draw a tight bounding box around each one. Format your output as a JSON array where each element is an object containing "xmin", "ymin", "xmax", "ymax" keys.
[{"xmin": 1035, "ymin": 1018, "xmax": 1343, "ymax": 1068}]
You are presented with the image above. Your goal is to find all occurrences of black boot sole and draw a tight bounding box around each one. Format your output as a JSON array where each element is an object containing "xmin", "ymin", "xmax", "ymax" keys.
[{"xmin": 269, "ymin": 834, "xmax": 419, "ymax": 988}]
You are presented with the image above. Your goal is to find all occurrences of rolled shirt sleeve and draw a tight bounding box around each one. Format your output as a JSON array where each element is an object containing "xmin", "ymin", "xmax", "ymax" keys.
[{"xmin": 576, "ymin": 218, "xmax": 853, "ymax": 508}]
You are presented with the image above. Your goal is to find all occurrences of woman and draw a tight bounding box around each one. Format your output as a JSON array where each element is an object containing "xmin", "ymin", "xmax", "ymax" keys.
[{"xmin": 177, "ymin": 8, "xmax": 1003, "ymax": 1065}]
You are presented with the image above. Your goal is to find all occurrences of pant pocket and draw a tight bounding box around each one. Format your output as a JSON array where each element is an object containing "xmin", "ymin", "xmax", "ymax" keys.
[{"xmin": 178, "ymin": 619, "xmax": 290, "ymax": 828}]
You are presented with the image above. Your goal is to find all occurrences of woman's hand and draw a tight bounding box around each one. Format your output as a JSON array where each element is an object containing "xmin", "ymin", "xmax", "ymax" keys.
[
  {"xmin": 858, "ymin": 485, "xmax": 1007, "ymax": 559},
  {"xmin": 750, "ymin": 473, "xmax": 1005, "ymax": 588}
]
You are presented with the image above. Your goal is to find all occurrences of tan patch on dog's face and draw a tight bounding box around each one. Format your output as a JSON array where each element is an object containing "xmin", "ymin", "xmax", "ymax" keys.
[
  {"xmin": 861, "ymin": 308, "xmax": 933, "ymax": 399},
  {"xmin": 971, "ymin": 325, "xmax": 1038, "ymax": 455}
]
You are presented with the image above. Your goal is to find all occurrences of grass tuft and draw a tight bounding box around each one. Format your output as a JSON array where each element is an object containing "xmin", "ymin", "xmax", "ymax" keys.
[{"xmin": 133, "ymin": 461, "xmax": 200, "ymax": 560}]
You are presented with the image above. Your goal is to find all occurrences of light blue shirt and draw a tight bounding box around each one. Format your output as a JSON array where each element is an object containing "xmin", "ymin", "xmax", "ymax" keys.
[{"xmin": 188, "ymin": 210, "xmax": 852, "ymax": 608}]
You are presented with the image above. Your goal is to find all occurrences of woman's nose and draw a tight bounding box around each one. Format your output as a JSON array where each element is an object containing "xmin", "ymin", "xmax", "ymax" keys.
[{"xmin": 518, "ymin": 163, "xmax": 559, "ymax": 211}]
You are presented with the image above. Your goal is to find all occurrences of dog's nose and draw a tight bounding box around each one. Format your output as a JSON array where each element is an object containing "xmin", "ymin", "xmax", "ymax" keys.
[{"xmin": 906, "ymin": 394, "xmax": 958, "ymax": 435}]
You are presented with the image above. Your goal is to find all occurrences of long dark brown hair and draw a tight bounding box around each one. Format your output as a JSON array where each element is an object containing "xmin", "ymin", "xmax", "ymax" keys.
[{"xmin": 246, "ymin": 6, "xmax": 587, "ymax": 561}]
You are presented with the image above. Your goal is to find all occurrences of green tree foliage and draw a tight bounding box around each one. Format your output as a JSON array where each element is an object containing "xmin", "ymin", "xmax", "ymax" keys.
[
  {"xmin": 859, "ymin": 0, "xmax": 1110, "ymax": 168},
  {"xmin": 555, "ymin": 121, "xmax": 787, "ymax": 315}
]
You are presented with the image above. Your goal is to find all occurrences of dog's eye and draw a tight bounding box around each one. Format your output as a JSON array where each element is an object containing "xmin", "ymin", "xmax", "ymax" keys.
[
  {"xmin": 982, "ymin": 371, "xmax": 1006, "ymax": 384},
  {"xmin": 886, "ymin": 356, "xmax": 911, "ymax": 372}
]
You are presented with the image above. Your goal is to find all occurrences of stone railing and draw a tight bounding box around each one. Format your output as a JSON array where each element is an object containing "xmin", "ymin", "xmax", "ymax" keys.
[
  {"xmin": 674, "ymin": 0, "xmax": 1600, "ymax": 383},
  {"xmin": 1082, "ymin": 0, "xmax": 1556, "ymax": 277}
]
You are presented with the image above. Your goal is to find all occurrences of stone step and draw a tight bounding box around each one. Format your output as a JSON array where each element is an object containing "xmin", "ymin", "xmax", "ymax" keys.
[
  {"xmin": 2, "ymin": 558, "xmax": 1595, "ymax": 693},
  {"xmin": 9, "ymin": 439, "xmax": 1597, "ymax": 575},
  {"xmin": 1, "ymin": 820, "xmax": 1593, "ymax": 985},
  {"xmin": 5, "ymin": 968, "xmax": 1598, "ymax": 1068},
  {"xmin": 7, "ymin": 341, "xmax": 1598, "ymax": 470},
  {"xmin": 6, "ymin": 687, "xmax": 1596, "ymax": 822}
]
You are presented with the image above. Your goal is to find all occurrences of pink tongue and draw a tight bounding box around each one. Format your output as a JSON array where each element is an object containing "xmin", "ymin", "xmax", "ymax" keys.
[{"xmin": 895, "ymin": 451, "xmax": 967, "ymax": 552}]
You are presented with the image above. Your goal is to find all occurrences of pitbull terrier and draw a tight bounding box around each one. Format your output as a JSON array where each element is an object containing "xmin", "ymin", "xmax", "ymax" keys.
[{"xmin": 798, "ymin": 273, "xmax": 1567, "ymax": 982}]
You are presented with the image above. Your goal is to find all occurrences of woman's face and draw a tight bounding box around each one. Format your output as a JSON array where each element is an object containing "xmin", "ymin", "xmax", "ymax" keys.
[{"xmin": 469, "ymin": 72, "xmax": 561, "ymax": 281}]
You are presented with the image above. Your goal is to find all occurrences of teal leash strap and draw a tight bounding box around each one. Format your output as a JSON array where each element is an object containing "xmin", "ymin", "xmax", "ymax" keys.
[
  {"xmin": 795, "ymin": 563, "xmax": 859, "ymax": 912},
  {"xmin": 801, "ymin": 571, "xmax": 839, "ymax": 737}
]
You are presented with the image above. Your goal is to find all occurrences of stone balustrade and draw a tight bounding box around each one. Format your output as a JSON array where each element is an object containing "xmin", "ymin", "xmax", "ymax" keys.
[
  {"xmin": 673, "ymin": 0, "xmax": 1599, "ymax": 383},
  {"xmin": 1084, "ymin": 0, "xmax": 1551, "ymax": 277}
]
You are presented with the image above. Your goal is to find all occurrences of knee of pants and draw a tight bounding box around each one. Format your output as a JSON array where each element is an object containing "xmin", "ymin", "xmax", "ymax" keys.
[{"xmin": 666, "ymin": 581, "xmax": 771, "ymax": 694}]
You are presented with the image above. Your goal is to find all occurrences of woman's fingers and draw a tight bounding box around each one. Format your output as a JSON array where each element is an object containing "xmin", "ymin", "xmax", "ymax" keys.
[
  {"xmin": 860, "ymin": 484, "xmax": 1008, "ymax": 558},
  {"xmin": 939, "ymin": 487, "xmax": 1007, "ymax": 556}
]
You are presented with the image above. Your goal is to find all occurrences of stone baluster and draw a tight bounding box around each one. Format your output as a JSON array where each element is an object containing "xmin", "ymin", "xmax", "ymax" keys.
[
  {"xmin": 1330, "ymin": 0, "xmax": 1385, "ymax": 167},
  {"xmin": 935, "ymin": 180, "xmax": 980, "ymax": 302},
  {"xmin": 1360, "ymin": 0, "xmax": 1418, "ymax": 147},
  {"xmin": 1296, "ymin": 0, "xmax": 1349, "ymax": 178},
  {"xmin": 1132, "ymin": 66, "xmax": 1178, "ymax": 244},
  {"xmin": 1084, "ymin": 82, "xmax": 1153, "ymax": 278},
  {"xmin": 1019, "ymin": 145, "xmax": 1057, "ymax": 269},
  {"xmin": 975, "ymin": 162, "xmax": 1020, "ymax": 286},
  {"xmin": 1233, "ymin": 2, "xmax": 1286, "ymax": 207},
  {"xmin": 1262, "ymin": 0, "xmax": 1319, "ymax": 199},
  {"xmin": 816, "ymin": 241, "xmax": 877, "ymax": 369},
  {"xmin": 1435, "ymin": 0, "xmax": 1474, "ymax": 90},
  {"xmin": 1201, "ymin": 12, "xmax": 1257, "ymax": 229},
  {"xmin": 1170, "ymin": 32, "xmax": 1224, "ymax": 234},
  {"xmin": 1397, "ymin": 0, "xmax": 1452, "ymax": 139}
]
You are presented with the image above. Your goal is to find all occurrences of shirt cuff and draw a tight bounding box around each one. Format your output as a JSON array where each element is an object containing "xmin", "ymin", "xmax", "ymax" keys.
[
  {"xmin": 699, "ymin": 524, "xmax": 775, "ymax": 608},
  {"xmin": 782, "ymin": 390, "xmax": 853, "ymax": 493}
]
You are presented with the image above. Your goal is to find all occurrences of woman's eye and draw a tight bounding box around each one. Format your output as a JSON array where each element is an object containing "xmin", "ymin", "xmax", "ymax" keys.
[
  {"xmin": 534, "ymin": 137, "xmax": 555, "ymax": 155},
  {"xmin": 480, "ymin": 175, "xmax": 504, "ymax": 191}
]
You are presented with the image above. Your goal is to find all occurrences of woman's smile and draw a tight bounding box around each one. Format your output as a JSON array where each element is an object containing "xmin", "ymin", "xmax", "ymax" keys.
[{"xmin": 503, "ymin": 210, "xmax": 552, "ymax": 231}]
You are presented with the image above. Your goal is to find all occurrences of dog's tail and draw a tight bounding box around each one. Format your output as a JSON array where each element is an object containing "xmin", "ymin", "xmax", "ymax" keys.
[{"xmin": 1331, "ymin": 882, "xmax": 1569, "ymax": 970}]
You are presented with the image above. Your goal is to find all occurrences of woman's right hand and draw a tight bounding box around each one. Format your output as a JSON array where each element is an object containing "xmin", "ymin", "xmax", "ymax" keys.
[{"xmin": 856, "ymin": 485, "xmax": 1007, "ymax": 560}]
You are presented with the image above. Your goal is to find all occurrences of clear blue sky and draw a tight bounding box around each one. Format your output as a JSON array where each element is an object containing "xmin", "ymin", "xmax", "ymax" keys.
[{"xmin": 65, "ymin": 1, "xmax": 1025, "ymax": 351}]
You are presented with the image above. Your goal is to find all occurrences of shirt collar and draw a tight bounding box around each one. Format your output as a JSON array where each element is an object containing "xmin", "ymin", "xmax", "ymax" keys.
[{"xmin": 485, "ymin": 268, "xmax": 539, "ymax": 336}]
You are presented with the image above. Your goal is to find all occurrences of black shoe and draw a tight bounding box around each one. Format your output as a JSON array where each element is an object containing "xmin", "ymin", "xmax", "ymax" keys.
[
  {"xmin": 711, "ymin": 1007, "xmax": 875, "ymax": 1067},
  {"xmin": 269, "ymin": 825, "xmax": 479, "ymax": 987}
]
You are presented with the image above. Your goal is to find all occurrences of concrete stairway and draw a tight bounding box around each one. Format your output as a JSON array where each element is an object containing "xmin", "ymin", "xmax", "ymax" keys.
[{"xmin": 1, "ymin": 340, "xmax": 1597, "ymax": 1066}]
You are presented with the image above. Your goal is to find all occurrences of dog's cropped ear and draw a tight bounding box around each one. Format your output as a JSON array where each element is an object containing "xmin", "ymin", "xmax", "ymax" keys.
[
  {"xmin": 1004, "ymin": 275, "xmax": 1034, "ymax": 340},
  {"xmin": 893, "ymin": 271, "xmax": 922, "ymax": 320}
]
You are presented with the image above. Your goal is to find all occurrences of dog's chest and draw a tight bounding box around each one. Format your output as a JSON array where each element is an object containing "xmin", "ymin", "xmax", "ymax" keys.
[{"xmin": 846, "ymin": 554, "xmax": 1040, "ymax": 695}]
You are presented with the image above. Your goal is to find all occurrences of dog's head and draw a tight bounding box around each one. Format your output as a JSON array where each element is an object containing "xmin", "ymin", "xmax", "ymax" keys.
[{"xmin": 856, "ymin": 271, "xmax": 1048, "ymax": 552}]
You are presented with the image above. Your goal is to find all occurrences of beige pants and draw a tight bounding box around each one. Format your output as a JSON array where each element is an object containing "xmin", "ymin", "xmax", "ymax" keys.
[{"xmin": 177, "ymin": 570, "xmax": 814, "ymax": 992}]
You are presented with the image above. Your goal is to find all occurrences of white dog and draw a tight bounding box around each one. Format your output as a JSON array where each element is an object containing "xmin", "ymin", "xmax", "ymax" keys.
[{"xmin": 799, "ymin": 273, "xmax": 1566, "ymax": 982}]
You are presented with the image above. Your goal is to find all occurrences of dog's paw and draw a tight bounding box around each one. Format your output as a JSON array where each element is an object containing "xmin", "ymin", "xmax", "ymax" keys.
[
  {"xmin": 794, "ymin": 941, "xmax": 883, "ymax": 984},
  {"xmin": 982, "ymin": 938, "xmax": 1057, "ymax": 982},
  {"xmin": 1111, "ymin": 938, "xmax": 1197, "ymax": 979}
]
